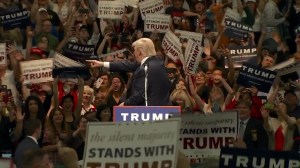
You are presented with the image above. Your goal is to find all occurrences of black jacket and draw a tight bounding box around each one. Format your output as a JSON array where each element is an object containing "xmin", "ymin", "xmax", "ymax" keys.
[
  {"xmin": 110, "ymin": 57, "xmax": 171, "ymax": 106},
  {"xmin": 243, "ymin": 118, "xmax": 268, "ymax": 150}
]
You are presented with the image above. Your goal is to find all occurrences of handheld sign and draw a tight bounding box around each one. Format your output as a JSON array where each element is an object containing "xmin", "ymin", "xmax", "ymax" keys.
[
  {"xmin": 20, "ymin": 58, "xmax": 54, "ymax": 85},
  {"xmin": 0, "ymin": 43, "xmax": 6, "ymax": 67},
  {"xmin": 162, "ymin": 31, "xmax": 183, "ymax": 62},
  {"xmin": 220, "ymin": 147, "xmax": 300, "ymax": 168},
  {"xmin": 63, "ymin": 42, "xmax": 95, "ymax": 64},
  {"xmin": 99, "ymin": 49, "xmax": 128, "ymax": 60},
  {"xmin": 180, "ymin": 112, "xmax": 238, "ymax": 158},
  {"xmin": 139, "ymin": 0, "xmax": 165, "ymax": 20},
  {"xmin": 174, "ymin": 29, "xmax": 203, "ymax": 43},
  {"xmin": 224, "ymin": 19, "xmax": 252, "ymax": 40},
  {"xmin": 98, "ymin": 1, "xmax": 125, "ymax": 19},
  {"xmin": 237, "ymin": 63, "xmax": 277, "ymax": 93},
  {"xmin": 83, "ymin": 119, "xmax": 180, "ymax": 168},
  {"xmin": 144, "ymin": 14, "xmax": 171, "ymax": 33},
  {"xmin": 114, "ymin": 106, "xmax": 181, "ymax": 122},
  {"xmin": 225, "ymin": 46, "xmax": 257, "ymax": 68},
  {"xmin": 53, "ymin": 52, "xmax": 85, "ymax": 68},
  {"xmin": 0, "ymin": 9, "xmax": 30, "ymax": 30},
  {"xmin": 184, "ymin": 40, "xmax": 203, "ymax": 74}
]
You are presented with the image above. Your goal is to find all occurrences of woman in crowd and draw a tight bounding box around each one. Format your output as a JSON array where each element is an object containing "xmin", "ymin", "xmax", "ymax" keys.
[
  {"xmin": 42, "ymin": 108, "xmax": 70, "ymax": 167},
  {"xmin": 81, "ymin": 85, "xmax": 96, "ymax": 116},
  {"xmin": 106, "ymin": 74, "xmax": 126, "ymax": 109},
  {"xmin": 96, "ymin": 104, "xmax": 113, "ymax": 122},
  {"xmin": 261, "ymin": 102, "xmax": 296, "ymax": 151}
]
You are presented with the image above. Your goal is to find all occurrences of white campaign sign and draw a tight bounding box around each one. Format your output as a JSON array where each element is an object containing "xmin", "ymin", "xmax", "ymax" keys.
[
  {"xmin": 180, "ymin": 112, "xmax": 238, "ymax": 158},
  {"xmin": 162, "ymin": 31, "xmax": 183, "ymax": 63},
  {"xmin": 0, "ymin": 43, "xmax": 6, "ymax": 67},
  {"xmin": 98, "ymin": 1, "xmax": 125, "ymax": 19},
  {"xmin": 83, "ymin": 119, "xmax": 180, "ymax": 168},
  {"xmin": 139, "ymin": 0, "xmax": 165, "ymax": 20},
  {"xmin": 53, "ymin": 52, "xmax": 84, "ymax": 67},
  {"xmin": 144, "ymin": 14, "xmax": 170, "ymax": 33},
  {"xmin": 174, "ymin": 30, "xmax": 203, "ymax": 43},
  {"xmin": 185, "ymin": 39, "xmax": 203, "ymax": 74},
  {"xmin": 20, "ymin": 58, "xmax": 54, "ymax": 84},
  {"xmin": 222, "ymin": 7, "xmax": 241, "ymax": 25},
  {"xmin": 99, "ymin": 48, "xmax": 127, "ymax": 59}
]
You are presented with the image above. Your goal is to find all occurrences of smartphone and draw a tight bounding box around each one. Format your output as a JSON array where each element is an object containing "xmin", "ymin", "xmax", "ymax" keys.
[
  {"xmin": 2, "ymin": 85, "xmax": 8, "ymax": 103},
  {"xmin": 7, "ymin": 89, "xmax": 12, "ymax": 97},
  {"xmin": 94, "ymin": 78, "xmax": 103, "ymax": 89},
  {"xmin": 79, "ymin": 8, "xmax": 89, "ymax": 13}
]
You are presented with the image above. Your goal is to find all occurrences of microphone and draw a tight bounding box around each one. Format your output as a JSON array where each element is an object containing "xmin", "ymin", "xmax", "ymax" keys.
[{"xmin": 144, "ymin": 64, "xmax": 148, "ymax": 106}]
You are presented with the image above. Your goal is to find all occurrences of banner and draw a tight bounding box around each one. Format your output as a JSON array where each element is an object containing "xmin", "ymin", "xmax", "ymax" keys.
[
  {"xmin": 63, "ymin": 42, "xmax": 95, "ymax": 63},
  {"xmin": 126, "ymin": 0, "xmax": 139, "ymax": 8},
  {"xmin": 225, "ymin": 46, "xmax": 257, "ymax": 68},
  {"xmin": 99, "ymin": 48, "xmax": 127, "ymax": 59},
  {"xmin": 180, "ymin": 112, "xmax": 238, "ymax": 158},
  {"xmin": 144, "ymin": 14, "xmax": 170, "ymax": 33},
  {"xmin": 139, "ymin": 0, "xmax": 165, "ymax": 20},
  {"xmin": 219, "ymin": 147, "xmax": 300, "ymax": 168},
  {"xmin": 222, "ymin": 7, "xmax": 241, "ymax": 24},
  {"xmin": 224, "ymin": 19, "xmax": 252, "ymax": 40},
  {"xmin": 0, "ymin": 9, "xmax": 30, "ymax": 30},
  {"xmin": 275, "ymin": 63, "xmax": 300, "ymax": 83},
  {"xmin": 98, "ymin": 1, "xmax": 125, "ymax": 19},
  {"xmin": 174, "ymin": 29, "xmax": 203, "ymax": 43},
  {"xmin": 162, "ymin": 31, "xmax": 183, "ymax": 62},
  {"xmin": 0, "ymin": 43, "xmax": 6, "ymax": 67},
  {"xmin": 53, "ymin": 52, "xmax": 85, "ymax": 67},
  {"xmin": 113, "ymin": 106, "xmax": 181, "ymax": 122},
  {"xmin": 20, "ymin": 58, "xmax": 53, "ymax": 84},
  {"xmin": 237, "ymin": 63, "xmax": 277, "ymax": 93},
  {"xmin": 184, "ymin": 40, "xmax": 203, "ymax": 74},
  {"xmin": 83, "ymin": 119, "xmax": 180, "ymax": 168}
]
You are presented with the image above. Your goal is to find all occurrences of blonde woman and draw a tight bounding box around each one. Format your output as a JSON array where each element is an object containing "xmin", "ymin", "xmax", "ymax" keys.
[
  {"xmin": 170, "ymin": 87, "xmax": 195, "ymax": 113},
  {"xmin": 81, "ymin": 85, "xmax": 96, "ymax": 115},
  {"xmin": 195, "ymin": 71, "xmax": 210, "ymax": 102},
  {"xmin": 189, "ymin": 76, "xmax": 233, "ymax": 114}
]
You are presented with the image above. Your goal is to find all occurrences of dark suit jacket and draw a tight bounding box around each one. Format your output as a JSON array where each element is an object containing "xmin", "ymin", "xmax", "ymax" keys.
[
  {"xmin": 169, "ymin": 76, "xmax": 179, "ymax": 93},
  {"xmin": 243, "ymin": 118, "xmax": 268, "ymax": 150},
  {"xmin": 110, "ymin": 57, "xmax": 171, "ymax": 106},
  {"xmin": 14, "ymin": 137, "xmax": 40, "ymax": 168}
]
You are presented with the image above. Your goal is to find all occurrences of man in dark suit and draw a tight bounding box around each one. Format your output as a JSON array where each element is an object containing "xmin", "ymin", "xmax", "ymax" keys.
[
  {"xmin": 87, "ymin": 38, "xmax": 171, "ymax": 106},
  {"xmin": 14, "ymin": 119, "xmax": 42, "ymax": 168},
  {"xmin": 234, "ymin": 100, "xmax": 268, "ymax": 149},
  {"xmin": 166, "ymin": 62, "xmax": 180, "ymax": 93}
]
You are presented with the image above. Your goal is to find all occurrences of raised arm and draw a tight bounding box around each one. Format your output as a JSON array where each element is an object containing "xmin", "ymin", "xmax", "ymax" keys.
[{"xmin": 74, "ymin": 78, "xmax": 84, "ymax": 120}]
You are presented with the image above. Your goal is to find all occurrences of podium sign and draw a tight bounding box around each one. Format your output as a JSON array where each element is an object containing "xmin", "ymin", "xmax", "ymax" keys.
[{"xmin": 113, "ymin": 106, "xmax": 181, "ymax": 122}]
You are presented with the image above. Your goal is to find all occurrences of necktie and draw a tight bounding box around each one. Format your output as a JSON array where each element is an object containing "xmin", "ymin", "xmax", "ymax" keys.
[
  {"xmin": 275, "ymin": 125, "xmax": 285, "ymax": 151},
  {"xmin": 239, "ymin": 121, "xmax": 245, "ymax": 139}
]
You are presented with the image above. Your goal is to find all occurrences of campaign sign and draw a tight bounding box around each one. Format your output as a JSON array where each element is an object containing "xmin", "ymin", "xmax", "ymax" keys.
[
  {"xmin": 83, "ymin": 119, "xmax": 180, "ymax": 168},
  {"xmin": 0, "ymin": 43, "xmax": 6, "ymax": 67},
  {"xmin": 99, "ymin": 48, "xmax": 128, "ymax": 60},
  {"xmin": 0, "ymin": 9, "xmax": 30, "ymax": 30},
  {"xmin": 237, "ymin": 63, "xmax": 277, "ymax": 93},
  {"xmin": 114, "ymin": 106, "xmax": 181, "ymax": 122},
  {"xmin": 53, "ymin": 52, "xmax": 85, "ymax": 67},
  {"xmin": 185, "ymin": 40, "xmax": 203, "ymax": 74},
  {"xmin": 224, "ymin": 19, "xmax": 252, "ymax": 40},
  {"xmin": 139, "ymin": 0, "xmax": 165, "ymax": 20},
  {"xmin": 219, "ymin": 147, "xmax": 300, "ymax": 168},
  {"xmin": 98, "ymin": 1, "xmax": 125, "ymax": 19},
  {"xmin": 144, "ymin": 14, "xmax": 170, "ymax": 33},
  {"xmin": 162, "ymin": 31, "xmax": 183, "ymax": 62},
  {"xmin": 180, "ymin": 112, "xmax": 238, "ymax": 158},
  {"xmin": 20, "ymin": 58, "xmax": 53, "ymax": 84},
  {"xmin": 63, "ymin": 42, "xmax": 95, "ymax": 64},
  {"xmin": 225, "ymin": 46, "xmax": 257, "ymax": 68}
]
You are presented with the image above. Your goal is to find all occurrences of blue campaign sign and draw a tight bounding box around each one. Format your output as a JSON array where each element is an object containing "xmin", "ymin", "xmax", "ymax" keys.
[
  {"xmin": 219, "ymin": 147, "xmax": 300, "ymax": 168},
  {"xmin": 113, "ymin": 106, "xmax": 181, "ymax": 122},
  {"xmin": 237, "ymin": 63, "xmax": 277, "ymax": 93}
]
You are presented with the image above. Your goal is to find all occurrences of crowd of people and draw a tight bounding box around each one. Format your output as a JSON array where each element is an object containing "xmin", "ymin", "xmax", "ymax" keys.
[{"xmin": 0, "ymin": 0, "xmax": 300, "ymax": 167}]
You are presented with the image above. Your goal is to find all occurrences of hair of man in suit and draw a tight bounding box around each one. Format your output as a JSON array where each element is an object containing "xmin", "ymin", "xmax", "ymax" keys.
[
  {"xmin": 23, "ymin": 149, "xmax": 51, "ymax": 168},
  {"xmin": 132, "ymin": 38, "xmax": 157, "ymax": 62},
  {"xmin": 24, "ymin": 119, "xmax": 42, "ymax": 138},
  {"xmin": 236, "ymin": 100, "xmax": 252, "ymax": 120}
]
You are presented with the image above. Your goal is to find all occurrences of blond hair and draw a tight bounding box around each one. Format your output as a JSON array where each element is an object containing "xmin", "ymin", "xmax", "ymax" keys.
[
  {"xmin": 84, "ymin": 85, "xmax": 94, "ymax": 103},
  {"xmin": 170, "ymin": 89, "xmax": 194, "ymax": 110},
  {"xmin": 132, "ymin": 38, "xmax": 157, "ymax": 56}
]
